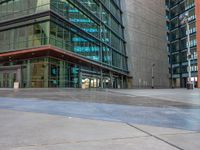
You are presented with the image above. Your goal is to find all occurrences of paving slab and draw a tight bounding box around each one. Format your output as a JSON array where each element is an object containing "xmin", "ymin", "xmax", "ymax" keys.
[
  {"xmin": 108, "ymin": 89, "xmax": 200, "ymax": 105},
  {"xmin": 132, "ymin": 124, "xmax": 195, "ymax": 135},
  {"xmin": 1, "ymin": 89, "xmax": 200, "ymax": 150},
  {"xmin": 11, "ymin": 137, "xmax": 178, "ymax": 150},
  {"xmin": 0, "ymin": 109, "xmax": 147, "ymax": 150},
  {"xmin": 160, "ymin": 133, "xmax": 200, "ymax": 150}
]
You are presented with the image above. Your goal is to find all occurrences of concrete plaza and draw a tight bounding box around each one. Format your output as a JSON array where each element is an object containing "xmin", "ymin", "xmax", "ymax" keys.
[{"xmin": 0, "ymin": 88, "xmax": 200, "ymax": 150}]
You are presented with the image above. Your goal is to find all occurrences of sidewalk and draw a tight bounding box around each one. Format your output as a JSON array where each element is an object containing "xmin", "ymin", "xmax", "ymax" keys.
[
  {"xmin": 1, "ymin": 109, "xmax": 198, "ymax": 150},
  {"xmin": 0, "ymin": 88, "xmax": 200, "ymax": 149}
]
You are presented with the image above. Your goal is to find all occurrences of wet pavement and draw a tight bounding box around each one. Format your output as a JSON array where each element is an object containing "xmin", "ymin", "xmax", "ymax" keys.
[
  {"xmin": 0, "ymin": 88, "xmax": 200, "ymax": 107},
  {"xmin": 0, "ymin": 97, "xmax": 200, "ymax": 132},
  {"xmin": 0, "ymin": 88, "xmax": 200, "ymax": 131},
  {"xmin": 2, "ymin": 109, "xmax": 193, "ymax": 150},
  {"xmin": 0, "ymin": 88, "xmax": 200, "ymax": 150}
]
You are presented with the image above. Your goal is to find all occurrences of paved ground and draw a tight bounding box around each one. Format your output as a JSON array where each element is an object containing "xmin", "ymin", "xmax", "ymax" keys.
[{"xmin": 0, "ymin": 88, "xmax": 200, "ymax": 150}]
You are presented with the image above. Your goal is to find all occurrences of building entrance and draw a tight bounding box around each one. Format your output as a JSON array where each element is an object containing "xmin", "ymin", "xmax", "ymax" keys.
[
  {"xmin": 0, "ymin": 66, "xmax": 21, "ymax": 88},
  {"xmin": 82, "ymin": 74, "xmax": 101, "ymax": 89}
]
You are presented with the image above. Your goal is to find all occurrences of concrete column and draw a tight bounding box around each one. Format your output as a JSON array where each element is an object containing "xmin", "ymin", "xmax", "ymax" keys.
[
  {"xmin": 121, "ymin": 76, "xmax": 124, "ymax": 89},
  {"xmin": 79, "ymin": 67, "xmax": 82, "ymax": 88},
  {"xmin": 109, "ymin": 71, "xmax": 113, "ymax": 88},
  {"xmin": 100, "ymin": 69, "xmax": 103, "ymax": 88},
  {"xmin": 44, "ymin": 58, "xmax": 49, "ymax": 88},
  {"xmin": 59, "ymin": 61, "xmax": 65, "ymax": 88},
  {"xmin": 27, "ymin": 60, "xmax": 31, "ymax": 88},
  {"xmin": 17, "ymin": 68, "xmax": 21, "ymax": 88}
]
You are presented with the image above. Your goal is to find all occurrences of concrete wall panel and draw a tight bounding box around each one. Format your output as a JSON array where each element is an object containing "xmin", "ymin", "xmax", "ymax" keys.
[{"xmin": 122, "ymin": 0, "xmax": 169, "ymax": 88}]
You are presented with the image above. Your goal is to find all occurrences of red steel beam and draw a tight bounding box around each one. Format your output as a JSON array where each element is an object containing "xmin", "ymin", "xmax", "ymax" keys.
[{"xmin": 195, "ymin": 0, "xmax": 200, "ymax": 88}]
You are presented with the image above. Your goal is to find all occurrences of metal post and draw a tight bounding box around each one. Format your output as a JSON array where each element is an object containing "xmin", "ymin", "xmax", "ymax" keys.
[{"xmin": 151, "ymin": 64, "xmax": 155, "ymax": 89}]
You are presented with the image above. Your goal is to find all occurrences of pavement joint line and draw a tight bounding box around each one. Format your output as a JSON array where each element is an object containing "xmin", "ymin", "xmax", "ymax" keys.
[
  {"xmin": 104, "ymin": 92, "xmax": 138, "ymax": 98},
  {"xmin": 5, "ymin": 136, "xmax": 151, "ymax": 149},
  {"xmin": 126, "ymin": 123, "xmax": 184, "ymax": 150},
  {"xmin": 153, "ymin": 131, "xmax": 200, "ymax": 136},
  {"xmin": 106, "ymin": 90, "xmax": 200, "ymax": 103},
  {"xmin": 104, "ymin": 90, "xmax": 188, "ymax": 103},
  {"xmin": 0, "ymin": 107, "xmax": 121, "ymax": 125},
  {"xmin": 103, "ymin": 90, "xmax": 138, "ymax": 97},
  {"xmin": 106, "ymin": 89, "xmax": 199, "ymax": 96},
  {"xmin": 144, "ymin": 96, "xmax": 199, "ymax": 106},
  {"xmin": 64, "ymin": 94, "xmax": 80, "ymax": 101}
]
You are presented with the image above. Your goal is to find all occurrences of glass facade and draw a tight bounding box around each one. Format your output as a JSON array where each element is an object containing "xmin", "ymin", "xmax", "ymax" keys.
[
  {"xmin": 166, "ymin": 0, "xmax": 198, "ymax": 88},
  {"xmin": 0, "ymin": 57, "xmax": 81, "ymax": 88},
  {"xmin": 0, "ymin": 0, "xmax": 128, "ymax": 88},
  {"xmin": 0, "ymin": 0, "xmax": 50, "ymax": 21}
]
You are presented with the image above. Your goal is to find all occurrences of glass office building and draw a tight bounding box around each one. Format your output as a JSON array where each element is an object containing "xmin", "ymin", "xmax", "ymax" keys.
[
  {"xmin": 166, "ymin": 0, "xmax": 200, "ymax": 88},
  {"xmin": 0, "ymin": 0, "xmax": 128, "ymax": 88}
]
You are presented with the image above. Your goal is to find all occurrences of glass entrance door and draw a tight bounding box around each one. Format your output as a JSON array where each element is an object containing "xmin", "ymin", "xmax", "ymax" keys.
[
  {"xmin": 0, "ymin": 71, "xmax": 17, "ymax": 88},
  {"xmin": 3, "ymin": 73, "xmax": 9, "ymax": 88},
  {"xmin": 82, "ymin": 75, "xmax": 100, "ymax": 89}
]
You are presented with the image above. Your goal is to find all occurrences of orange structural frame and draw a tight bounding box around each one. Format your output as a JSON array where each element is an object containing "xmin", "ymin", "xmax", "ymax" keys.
[{"xmin": 195, "ymin": 0, "xmax": 200, "ymax": 88}]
